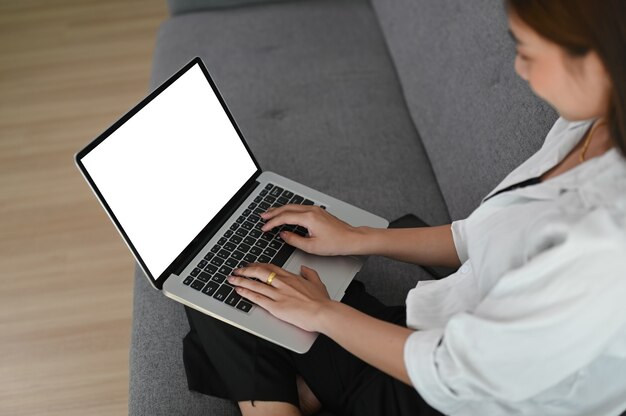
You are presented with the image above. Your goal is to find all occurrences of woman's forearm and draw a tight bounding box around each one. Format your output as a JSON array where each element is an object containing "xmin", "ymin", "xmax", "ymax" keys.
[
  {"xmin": 317, "ymin": 300, "xmax": 414, "ymax": 386},
  {"xmin": 352, "ymin": 224, "xmax": 462, "ymax": 268}
]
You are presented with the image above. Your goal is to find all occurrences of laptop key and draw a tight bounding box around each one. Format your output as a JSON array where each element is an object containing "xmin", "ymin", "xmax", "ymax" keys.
[
  {"xmin": 213, "ymin": 285, "xmax": 233, "ymax": 302},
  {"xmin": 235, "ymin": 228, "xmax": 247, "ymax": 238},
  {"xmin": 254, "ymin": 196, "xmax": 263, "ymax": 203},
  {"xmin": 183, "ymin": 276, "xmax": 194, "ymax": 285},
  {"xmin": 210, "ymin": 257, "xmax": 224, "ymax": 267},
  {"xmin": 217, "ymin": 249, "xmax": 230, "ymax": 259},
  {"xmin": 257, "ymin": 254, "xmax": 272, "ymax": 263},
  {"xmin": 243, "ymin": 236, "xmax": 256, "ymax": 246},
  {"xmin": 236, "ymin": 216, "xmax": 245, "ymax": 224},
  {"xmin": 290, "ymin": 195, "xmax": 304, "ymax": 204},
  {"xmin": 229, "ymin": 235, "xmax": 243, "ymax": 244},
  {"xmin": 218, "ymin": 237, "xmax": 227, "ymax": 245},
  {"xmin": 225, "ymin": 258, "xmax": 238, "ymax": 268},
  {"xmin": 263, "ymin": 247, "xmax": 277, "ymax": 257},
  {"xmin": 270, "ymin": 244, "xmax": 296, "ymax": 268},
  {"xmin": 225, "ymin": 291, "xmax": 242, "ymax": 307},
  {"xmin": 269, "ymin": 240, "xmax": 282, "ymax": 250},
  {"xmin": 241, "ymin": 221, "xmax": 254, "ymax": 230},
  {"xmin": 260, "ymin": 189, "xmax": 268, "ymax": 196},
  {"xmin": 224, "ymin": 242, "xmax": 236, "ymax": 252},
  {"xmin": 250, "ymin": 246, "xmax": 262, "ymax": 256},
  {"xmin": 211, "ymin": 244, "xmax": 221, "ymax": 253},
  {"xmin": 236, "ymin": 300, "xmax": 253, "ymax": 313},
  {"xmin": 231, "ymin": 250, "xmax": 245, "ymax": 260},
  {"xmin": 249, "ymin": 229, "xmax": 262, "ymax": 238},
  {"xmin": 303, "ymin": 199, "xmax": 314, "ymax": 205},
  {"xmin": 202, "ymin": 281, "xmax": 219, "ymax": 296},
  {"xmin": 282, "ymin": 190, "xmax": 294, "ymax": 199},
  {"xmin": 244, "ymin": 254, "xmax": 257, "ymax": 263},
  {"xmin": 259, "ymin": 201, "xmax": 270, "ymax": 210},
  {"xmin": 204, "ymin": 264, "xmax": 218, "ymax": 274},
  {"xmin": 190, "ymin": 267, "xmax": 201, "ymax": 277},
  {"xmin": 191, "ymin": 280, "xmax": 205, "ymax": 291},
  {"xmin": 255, "ymin": 239, "xmax": 269, "ymax": 249},
  {"xmin": 270, "ymin": 186, "xmax": 283, "ymax": 198},
  {"xmin": 265, "ymin": 195, "xmax": 276, "ymax": 204},
  {"xmin": 265, "ymin": 183, "xmax": 274, "ymax": 190},
  {"xmin": 224, "ymin": 230, "xmax": 233, "ymax": 238},
  {"xmin": 239, "ymin": 243, "xmax": 251, "ymax": 253},
  {"xmin": 213, "ymin": 273, "xmax": 227, "ymax": 284},
  {"xmin": 277, "ymin": 196, "xmax": 289, "ymax": 205},
  {"xmin": 197, "ymin": 260, "xmax": 208, "ymax": 269},
  {"xmin": 197, "ymin": 271, "xmax": 211, "ymax": 283},
  {"xmin": 218, "ymin": 266, "xmax": 232, "ymax": 276},
  {"xmin": 203, "ymin": 252, "xmax": 214, "ymax": 261}
]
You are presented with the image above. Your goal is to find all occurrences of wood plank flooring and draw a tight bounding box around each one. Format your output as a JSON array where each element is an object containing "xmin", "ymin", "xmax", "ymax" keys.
[{"xmin": 0, "ymin": 1, "xmax": 167, "ymax": 414}]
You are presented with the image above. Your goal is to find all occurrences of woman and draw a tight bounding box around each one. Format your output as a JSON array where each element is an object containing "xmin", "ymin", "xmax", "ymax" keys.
[{"xmin": 183, "ymin": 1, "xmax": 626, "ymax": 414}]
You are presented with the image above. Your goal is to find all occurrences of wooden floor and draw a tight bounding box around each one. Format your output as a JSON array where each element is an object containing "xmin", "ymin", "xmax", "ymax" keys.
[{"xmin": 0, "ymin": 1, "xmax": 167, "ymax": 414}]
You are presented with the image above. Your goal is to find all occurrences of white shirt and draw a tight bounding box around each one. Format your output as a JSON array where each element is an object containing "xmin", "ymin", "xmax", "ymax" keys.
[{"xmin": 404, "ymin": 117, "xmax": 626, "ymax": 416}]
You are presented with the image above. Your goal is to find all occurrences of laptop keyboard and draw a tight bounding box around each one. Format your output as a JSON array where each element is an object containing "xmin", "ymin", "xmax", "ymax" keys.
[{"xmin": 182, "ymin": 183, "xmax": 321, "ymax": 313}]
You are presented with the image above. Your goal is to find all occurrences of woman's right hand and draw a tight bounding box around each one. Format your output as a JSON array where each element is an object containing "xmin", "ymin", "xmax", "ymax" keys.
[{"xmin": 260, "ymin": 204, "xmax": 363, "ymax": 256}]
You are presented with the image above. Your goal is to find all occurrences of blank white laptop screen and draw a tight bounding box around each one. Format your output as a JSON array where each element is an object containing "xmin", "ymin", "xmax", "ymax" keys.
[{"xmin": 82, "ymin": 64, "xmax": 258, "ymax": 278}]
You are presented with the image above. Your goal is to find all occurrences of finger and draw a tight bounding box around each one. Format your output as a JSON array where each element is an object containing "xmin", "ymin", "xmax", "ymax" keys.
[
  {"xmin": 261, "ymin": 210, "xmax": 314, "ymax": 232},
  {"xmin": 234, "ymin": 264, "xmax": 291, "ymax": 285},
  {"xmin": 233, "ymin": 285, "xmax": 273, "ymax": 310},
  {"xmin": 299, "ymin": 265, "xmax": 322, "ymax": 283},
  {"xmin": 278, "ymin": 230, "xmax": 312, "ymax": 252},
  {"xmin": 260, "ymin": 204, "xmax": 312, "ymax": 220},
  {"xmin": 227, "ymin": 275, "xmax": 280, "ymax": 299}
]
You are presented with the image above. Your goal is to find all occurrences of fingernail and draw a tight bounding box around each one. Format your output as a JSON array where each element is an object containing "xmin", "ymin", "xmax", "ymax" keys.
[{"xmin": 227, "ymin": 276, "xmax": 235, "ymax": 283}]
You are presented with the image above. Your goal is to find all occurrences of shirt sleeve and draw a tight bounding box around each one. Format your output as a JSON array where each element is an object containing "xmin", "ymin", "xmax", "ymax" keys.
[
  {"xmin": 404, "ymin": 208, "xmax": 626, "ymax": 413},
  {"xmin": 450, "ymin": 219, "xmax": 469, "ymax": 264}
]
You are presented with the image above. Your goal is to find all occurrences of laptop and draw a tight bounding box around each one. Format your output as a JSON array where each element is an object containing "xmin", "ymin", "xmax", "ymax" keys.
[{"xmin": 75, "ymin": 57, "xmax": 388, "ymax": 353}]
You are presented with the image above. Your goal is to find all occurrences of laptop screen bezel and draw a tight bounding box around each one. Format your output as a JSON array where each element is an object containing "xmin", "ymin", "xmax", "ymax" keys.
[{"xmin": 74, "ymin": 57, "xmax": 262, "ymax": 290}]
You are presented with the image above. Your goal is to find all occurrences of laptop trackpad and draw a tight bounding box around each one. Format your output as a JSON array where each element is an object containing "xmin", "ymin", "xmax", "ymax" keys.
[{"xmin": 281, "ymin": 251, "xmax": 362, "ymax": 300}]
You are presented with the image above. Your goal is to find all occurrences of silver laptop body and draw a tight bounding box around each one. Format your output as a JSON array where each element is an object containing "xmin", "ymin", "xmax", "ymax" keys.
[{"xmin": 75, "ymin": 57, "xmax": 388, "ymax": 353}]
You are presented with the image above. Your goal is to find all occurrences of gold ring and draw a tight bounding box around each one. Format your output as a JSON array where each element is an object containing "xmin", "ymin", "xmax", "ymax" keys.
[{"xmin": 266, "ymin": 272, "xmax": 277, "ymax": 286}]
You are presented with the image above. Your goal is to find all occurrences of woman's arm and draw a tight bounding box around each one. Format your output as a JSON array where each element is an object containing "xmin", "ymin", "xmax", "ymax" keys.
[
  {"xmin": 353, "ymin": 224, "xmax": 462, "ymax": 268},
  {"xmin": 317, "ymin": 299, "xmax": 414, "ymax": 385},
  {"xmin": 261, "ymin": 205, "xmax": 462, "ymax": 268}
]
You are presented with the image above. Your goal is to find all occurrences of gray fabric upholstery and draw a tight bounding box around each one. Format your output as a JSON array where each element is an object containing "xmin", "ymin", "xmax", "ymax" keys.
[
  {"xmin": 150, "ymin": 0, "xmax": 449, "ymax": 229},
  {"xmin": 370, "ymin": 0, "xmax": 558, "ymax": 220},
  {"xmin": 167, "ymin": 0, "xmax": 296, "ymax": 15},
  {"xmin": 130, "ymin": 0, "xmax": 449, "ymax": 414}
]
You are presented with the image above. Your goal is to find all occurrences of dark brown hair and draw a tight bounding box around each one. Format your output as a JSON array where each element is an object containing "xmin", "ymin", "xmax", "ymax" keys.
[{"xmin": 505, "ymin": 0, "xmax": 626, "ymax": 159}]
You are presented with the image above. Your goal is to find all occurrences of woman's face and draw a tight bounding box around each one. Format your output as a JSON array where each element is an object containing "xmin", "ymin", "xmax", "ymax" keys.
[{"xmin": 508, "ymin": 13, "xmax": 611, "ymax": 121}]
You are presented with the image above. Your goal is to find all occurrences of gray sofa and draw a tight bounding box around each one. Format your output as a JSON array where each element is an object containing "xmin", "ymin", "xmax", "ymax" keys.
[{"xmin": 129, "ymin": 0, "xmax": 557, "ymax": 414}]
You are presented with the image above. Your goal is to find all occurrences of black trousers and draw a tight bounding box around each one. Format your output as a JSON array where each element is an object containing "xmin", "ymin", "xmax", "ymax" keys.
[{"xmin": 182, "ymin": 279, "xmax": 442, "ymax": 416}]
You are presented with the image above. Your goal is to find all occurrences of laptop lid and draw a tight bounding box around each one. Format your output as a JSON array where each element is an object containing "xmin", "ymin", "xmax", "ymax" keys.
[{"xmin": 75, "ymin": 57, "xmax": 262, "ymax": 289}]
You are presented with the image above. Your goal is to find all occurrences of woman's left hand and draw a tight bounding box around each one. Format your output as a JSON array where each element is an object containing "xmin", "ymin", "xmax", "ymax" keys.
[{"xmin": 227, "ymin": 263, "xmax": 333, "ymax": 333}]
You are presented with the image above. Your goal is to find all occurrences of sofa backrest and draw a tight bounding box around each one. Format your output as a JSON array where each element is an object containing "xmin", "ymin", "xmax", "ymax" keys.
[{"xmin": 370, "ymin": 0, "xmax": 558, "ymax": 220}]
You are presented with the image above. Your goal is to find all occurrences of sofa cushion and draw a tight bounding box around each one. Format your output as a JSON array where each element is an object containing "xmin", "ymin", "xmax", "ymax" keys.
[
  {"xmin": 149, "ymin": 0, "xmax": 449, "ymax": 230},
  {"xmin": 131, "ymin": 0, "xmax": 451, "ymax": 415},
  {"xmin": 370, "ymin": 0, "xmax": 558, "ymax": 220},
  {"xmin": 167, "ymin": 0, "xmax": 296, "ymax": 15}
]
